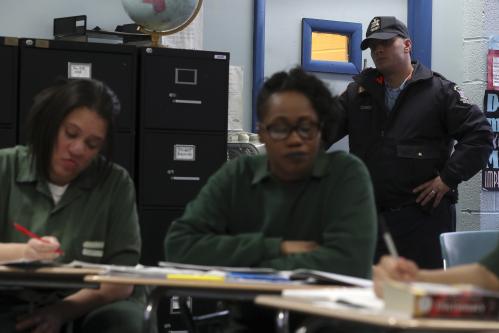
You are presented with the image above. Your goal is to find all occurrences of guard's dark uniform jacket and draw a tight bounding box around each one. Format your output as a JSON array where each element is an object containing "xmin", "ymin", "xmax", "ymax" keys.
[{"xmin": 329, "ymin": 61, "xmax": 493, "ymax": 210}]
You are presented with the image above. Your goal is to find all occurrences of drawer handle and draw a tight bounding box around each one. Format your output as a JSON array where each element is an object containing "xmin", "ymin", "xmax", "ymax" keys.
[
  {"xmin": 171, "ymin": 176, "xmax": 200, "ymax": 181},
  {"xmin": 172, "ymin": 99, "xmax": 202, "ymax": 105}
]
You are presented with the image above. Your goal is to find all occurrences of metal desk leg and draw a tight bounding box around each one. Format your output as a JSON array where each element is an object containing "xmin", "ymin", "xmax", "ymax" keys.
[
  {"xmin": 276, "ymin": 309, "xmax": 289, "ymax": 333},
  {"xmin": 143, "ymin": 287, "xmax": 164, "ymax": 333}
]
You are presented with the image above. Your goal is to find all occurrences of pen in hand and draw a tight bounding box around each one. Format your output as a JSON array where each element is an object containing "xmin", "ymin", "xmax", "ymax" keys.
[
  {"xmin": 13, "ymin": 223, "xmax": 64, "ymax": 255},
  {"xmin": 378, "ymin": 216, "xmax": 399, "ymax": 259}
]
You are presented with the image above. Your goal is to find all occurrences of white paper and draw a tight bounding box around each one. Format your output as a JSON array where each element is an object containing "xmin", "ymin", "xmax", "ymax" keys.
[
  {"xmin": 161, "ymin": 5, "xmax": 203, "ymax": 49},
  {"xmin": 284, "ymin": 269, "xmax": 373, "ymax": 288},
  {"xmin": 228, "ymin": 65, "xmax": 244, "ymax": 131},
  {"xmin": 68, "ymin": 62, "xmax": 92, "ymax": 79},
  {"xmin": 283, "ymin": 287, "xmax": 384, "ymax": 310}
]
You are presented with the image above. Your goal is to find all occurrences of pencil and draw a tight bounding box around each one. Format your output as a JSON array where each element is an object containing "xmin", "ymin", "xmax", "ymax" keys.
[
  {"xmin": 167, "ymin": 273, "xmax": 225, "ymax": 282},
  {"xmin": 13, "ymin": 223, "xmax": 64, "ymax": 255},
  {"xmin": 378, "ymin": 216, "xmax": 399, "ymax": 259}
]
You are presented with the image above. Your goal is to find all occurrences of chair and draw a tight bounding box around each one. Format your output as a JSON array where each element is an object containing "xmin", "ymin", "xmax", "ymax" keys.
[{"xmin": 439, "ymin": 230, "xmax": 499, "ymax": 269}]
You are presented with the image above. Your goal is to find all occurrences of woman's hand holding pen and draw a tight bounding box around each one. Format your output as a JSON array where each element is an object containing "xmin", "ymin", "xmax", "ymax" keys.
[
  {"xmin": 23, "ymin": 236, "xmax": 61, "ymax": 260},
  {"xmin": 372, "ymin": 256, "xmax": 419, "ymax": 298},
  {"xmin": 413, "ymin": 175, "xmax": 450, "ymax": 207}
]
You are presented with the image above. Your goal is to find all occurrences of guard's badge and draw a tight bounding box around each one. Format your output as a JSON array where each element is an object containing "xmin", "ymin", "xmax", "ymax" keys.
[
  {"xmin": 370, "ymin": 18, "xmax": 381, "ymax": 32},
  {"xmin": 453, "ymin": 85, "xmax": 469, "ymax": 104}
]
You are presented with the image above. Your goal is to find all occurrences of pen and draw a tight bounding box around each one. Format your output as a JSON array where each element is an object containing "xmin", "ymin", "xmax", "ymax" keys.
[
  {"xmin": 13, "ymin": 223, "xmax": 64, "ymax": 255},
  {"xmin": 378, "ymin": 215, "xmax": 399, "ymax": 259}
]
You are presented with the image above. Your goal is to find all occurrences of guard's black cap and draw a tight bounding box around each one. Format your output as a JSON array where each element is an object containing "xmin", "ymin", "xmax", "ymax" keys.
[{"xmin": 361, "ymin": 16, "xmax": 410, "ymax": 50}]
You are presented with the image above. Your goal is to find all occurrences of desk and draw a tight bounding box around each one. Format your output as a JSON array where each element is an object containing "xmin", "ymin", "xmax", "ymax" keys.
[
  {"xmin": 255, "ymin": 295, "xmax": 499, "ymax": 332},
  {"xmin": 85, "ymin": 274, "xmax": 330, "ymax": 333},
  {"xmin": 0, "ymin": 265, "xmax": 103, "ymax": 289}
]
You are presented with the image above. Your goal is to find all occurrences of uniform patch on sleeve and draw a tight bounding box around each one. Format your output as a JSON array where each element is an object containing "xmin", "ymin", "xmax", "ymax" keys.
[{"xmin": 453, "ymin": 85, "xmax": 470, "ymax": 104}]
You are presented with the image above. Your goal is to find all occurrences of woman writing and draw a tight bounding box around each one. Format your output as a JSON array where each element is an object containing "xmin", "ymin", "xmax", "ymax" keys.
[{"xmin": 0, "ymin": 79, "xmax": 142, "ymax": 333}]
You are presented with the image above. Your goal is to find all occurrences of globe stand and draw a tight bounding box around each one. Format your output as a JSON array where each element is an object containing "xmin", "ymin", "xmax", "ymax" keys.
[
  {"xmin": 139, "ymin": 27, "xmax": 192, "ymax": 47},
  {"xmin": 138, "ymin": 28, "xmax": 174, "ymax": 48}
]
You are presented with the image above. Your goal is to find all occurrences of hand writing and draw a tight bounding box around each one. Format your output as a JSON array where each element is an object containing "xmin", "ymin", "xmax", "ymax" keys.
[
  {"xmin": 373, "ymin": 255, "xmax": 419, "ymax": 298},
  {"xmin": 23, "ymin": 237, "xmax": 61, "ymax": 261}
]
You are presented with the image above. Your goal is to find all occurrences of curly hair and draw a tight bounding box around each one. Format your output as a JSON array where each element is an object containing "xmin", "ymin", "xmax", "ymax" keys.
[
  {"xmin": 26, "ymin": 78, "xmax": 120, "ymax": 181},
  {"xmin": 256, "ymin": 66, "xmax": 339, "ymax": 143}
]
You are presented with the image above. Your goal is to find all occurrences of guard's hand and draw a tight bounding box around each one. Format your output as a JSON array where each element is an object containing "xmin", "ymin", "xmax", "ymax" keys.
[
  {"xmin": 23, "ymin": 237, "xmax": 61, "ymax": 261},
  {"xmin": 413, "ymin": 176, "xmax": 450, "ymax": 208},
  {"xmin": 280, "ymin": 241, "xmax": 319, "ymax": 255}
]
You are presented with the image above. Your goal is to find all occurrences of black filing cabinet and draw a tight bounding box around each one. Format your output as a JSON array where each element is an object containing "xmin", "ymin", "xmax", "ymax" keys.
[
  {"xmin": 138, "ymin": 46, "xmax": 229, "ymax": 333},
  {"xmin": 138, "ymin": 47, "xmax": 229, "ymax": 265},
  {"xmin": 18, "ymin": 38, "xmax": 138, "ymax": 176},
  {"xmin": 0, "ymin": 37, "xmax": 18, "ymax": 148}
]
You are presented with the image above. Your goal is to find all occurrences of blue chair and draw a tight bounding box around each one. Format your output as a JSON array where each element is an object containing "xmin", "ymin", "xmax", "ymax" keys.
[{"xmin": 439, "ymin": 230, "xmax": 499, "ymax": 268}]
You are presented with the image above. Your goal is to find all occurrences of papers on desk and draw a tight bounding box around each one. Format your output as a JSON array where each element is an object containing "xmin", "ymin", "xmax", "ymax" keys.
[
  {"xmin": 160, "ymin": 262, "xmax": 373, "ymax": 286},
  {"xmin": 66, "ymin": 261, "xmax": 373, "ymax": 287},
  {"xmin": 282, "ymin": 287, "xmax": 384, "ymax": 311},
  {"xmin": 68, "ymin": 261, "xmax": 227, "ymax": 280},
  {"xmin": 159, "ymin": 261, "xmax": 276, "ymax": 274},
  {"xmin": 284, "ymin": 269, "xmax": 373, "ymax": 288}
]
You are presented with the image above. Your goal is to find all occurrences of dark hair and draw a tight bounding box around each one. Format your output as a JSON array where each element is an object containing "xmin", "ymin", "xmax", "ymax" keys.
[
  {"xmin": 26, "ymin": 78, "xmax": 121, "ymax": 180},
  {"xmin": 256, "ymin": 66, "xmax": 339, "ymax": 143}
]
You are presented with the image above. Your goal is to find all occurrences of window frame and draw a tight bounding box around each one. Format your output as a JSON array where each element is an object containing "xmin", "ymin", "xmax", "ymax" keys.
[{"xmin": 301, "ymin": 18, "xmax": 362, "ymax": 75}]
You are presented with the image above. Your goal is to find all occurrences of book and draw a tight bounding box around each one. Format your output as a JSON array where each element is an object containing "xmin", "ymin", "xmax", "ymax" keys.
[{"xmin": 383, "ymin": 281, "xmax": 499, "ymax": 320}]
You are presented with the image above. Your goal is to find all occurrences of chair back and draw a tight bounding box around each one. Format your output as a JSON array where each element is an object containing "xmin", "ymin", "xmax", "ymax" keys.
[{"xmin": 440, "ymin": 230, "xmax": 499, "ymax": 268}]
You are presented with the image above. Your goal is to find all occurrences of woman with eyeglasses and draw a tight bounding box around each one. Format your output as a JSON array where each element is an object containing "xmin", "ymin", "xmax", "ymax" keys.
[{"xmin": 164, "ymin": 66, "xmax": 378, "ymax": 332}]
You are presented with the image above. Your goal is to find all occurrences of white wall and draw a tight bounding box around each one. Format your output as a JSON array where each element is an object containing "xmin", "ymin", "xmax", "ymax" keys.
[
  {"xmin": 432, "ymin": 0, "xmax": 464, "ymax": 83},
  {"xmin": 0, "ymin": 0, "xmax": 132, "ymax": 38},
  {"xmin": 203, "ymin": 0, "xmax": 254, "ymax": 131}
]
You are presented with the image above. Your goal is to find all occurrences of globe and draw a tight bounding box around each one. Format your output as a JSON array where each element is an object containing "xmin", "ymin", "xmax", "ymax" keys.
[{"xmin": 121, "ymin": 0, "xmax": 203, "ymax": 45}]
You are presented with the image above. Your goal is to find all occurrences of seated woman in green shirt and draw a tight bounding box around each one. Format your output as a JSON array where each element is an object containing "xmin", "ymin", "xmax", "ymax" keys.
[
  {"xmin": 373, "ymin": 244, "xmax": 499, "ymax": 296},
  {"xmin": 0, "ymin": 79, "xmax": 142, "ymax": 333},
  {"xmin": 164, "ymin": 67, "xmax": 378, "ymax": 331}
]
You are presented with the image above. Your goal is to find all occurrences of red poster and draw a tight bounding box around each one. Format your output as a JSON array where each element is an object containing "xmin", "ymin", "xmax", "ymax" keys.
[{"xmin": 487, "ymin": 50, "xmax": 499, "ymax": 90}]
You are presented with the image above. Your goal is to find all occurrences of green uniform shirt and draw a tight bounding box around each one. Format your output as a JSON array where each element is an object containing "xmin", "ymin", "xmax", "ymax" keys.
[
  {"xmin": 480, "ymin": 242, "xmax": 499, "ymax": 278},
  {"xmin": 165, "ymin": 150, "xmax": 377, "ymax": 278},
  {"xmin": 0, "ymin": 146, "xmax": 140, "ymax": 266}
]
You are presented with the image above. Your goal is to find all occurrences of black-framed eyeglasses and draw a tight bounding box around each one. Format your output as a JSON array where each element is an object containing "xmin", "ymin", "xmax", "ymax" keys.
[{"xmin": 264, "ymin": 120, "xmax": 322, "ymax": 141}]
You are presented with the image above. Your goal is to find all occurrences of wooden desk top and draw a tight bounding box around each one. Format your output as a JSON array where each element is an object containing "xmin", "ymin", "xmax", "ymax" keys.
[
  {"xmin": 255, "ymin": 295, "xmax": 499, "ymax": 332},
  {"xmin": 0, "ymin": 265, "xmax": 104, "ymax": 289},
  {"xmin": 0, "ymin": 265, "xmax": 104, "ymax": 275}
]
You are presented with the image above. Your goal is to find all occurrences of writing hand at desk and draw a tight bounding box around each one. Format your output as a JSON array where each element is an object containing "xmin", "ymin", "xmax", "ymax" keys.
[
  {"xmin": 280, "ymin": 241, "xmax": 319, "ymax": 255},
  {"xmin": 24, "ymin": 236, "xmax": 61, "ymax": 260},
  {"xmin": 373, "ymin": 256, "xmax": 419, "ymax": 298}
]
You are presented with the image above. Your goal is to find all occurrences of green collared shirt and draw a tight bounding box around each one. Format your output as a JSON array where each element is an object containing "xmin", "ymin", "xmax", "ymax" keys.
[
  {"xmin": 0, "ymin": 146, "xmax": 140, "ymax": 266},
  {"xmin": 165, "ymin": 150, "xmax": 377, "ymax": 278}
]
